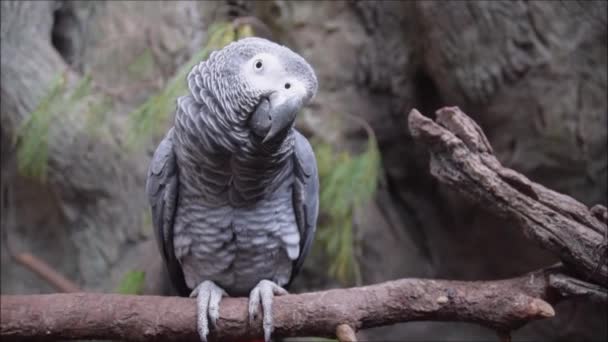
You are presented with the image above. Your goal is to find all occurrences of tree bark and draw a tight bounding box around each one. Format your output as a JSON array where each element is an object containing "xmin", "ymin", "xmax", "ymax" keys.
[
  {"xmin": 0, "ymin": 267, "xmax": 568, "ymax": 342},
  {"xmin": 407, "ymin": 107, "xmax": 607, "ymax": 287}
]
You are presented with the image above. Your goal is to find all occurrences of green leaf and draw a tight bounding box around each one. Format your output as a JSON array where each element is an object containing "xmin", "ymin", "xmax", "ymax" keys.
[{"xmin": 116, "ymin": 270, "xmax": 146, "ymax": 295}]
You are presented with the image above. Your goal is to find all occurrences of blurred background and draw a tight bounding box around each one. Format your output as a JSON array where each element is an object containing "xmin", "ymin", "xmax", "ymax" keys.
[{"xmin": 1, "ymin": 1, "xmax": 606, "ymax": 341}]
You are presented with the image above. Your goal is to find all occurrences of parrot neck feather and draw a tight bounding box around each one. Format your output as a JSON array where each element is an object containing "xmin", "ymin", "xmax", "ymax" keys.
[{"xmin": 174, "ymin": 94, "xmax": 295, "ymax": 206}]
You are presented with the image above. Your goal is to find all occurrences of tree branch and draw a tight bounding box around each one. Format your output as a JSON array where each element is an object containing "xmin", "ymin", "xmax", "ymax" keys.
[
  {"xmin": 407, "ymin": 107, "xmax": 608, "ymax": 287},
  {"xmin": 11, "ymin": 252, "xmax": 81, "ymax": 293},
  {"xmin": 1, "ymin": 267, "xmax": 566, "ymax": 341}
]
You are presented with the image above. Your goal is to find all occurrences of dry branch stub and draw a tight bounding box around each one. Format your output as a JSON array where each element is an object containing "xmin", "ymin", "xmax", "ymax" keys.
[
  {"xmin": 407, "ymin": 107, "xmax": 608, "ymax": 288},
  {"xmin": 336, "ymin": 324, "xmax": 358, "ymax": 342}
]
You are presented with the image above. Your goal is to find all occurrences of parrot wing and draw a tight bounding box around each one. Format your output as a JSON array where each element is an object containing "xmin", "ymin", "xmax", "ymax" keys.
[
  {"xmin": 145, "ymin": 127, "xmax": 190, "ymax": 296},
  {"xmin": 289, "ymin": 130, "xmax": 320, "ymax": 284}
]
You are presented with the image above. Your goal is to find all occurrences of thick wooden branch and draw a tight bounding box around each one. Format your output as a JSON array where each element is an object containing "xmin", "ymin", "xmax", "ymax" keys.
[
  {"xmin": 408, "ymin": 107, "xmax": 608, "ymax": 287},
  {"xmin": 1, "ymin": 268, "xmax": 565, "ymax": 341}
]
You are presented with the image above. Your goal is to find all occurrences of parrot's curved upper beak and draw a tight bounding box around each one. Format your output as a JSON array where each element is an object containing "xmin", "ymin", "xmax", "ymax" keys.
[
  {"xmin": 262, "ymin": 92, "xmax": 303, "ymax": 143},
  {"xmin": 250, "ymin": 91, "xmax": 304, "ymax": 143}
]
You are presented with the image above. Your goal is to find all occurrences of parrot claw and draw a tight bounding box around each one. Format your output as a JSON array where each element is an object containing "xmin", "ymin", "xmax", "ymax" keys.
[
  {"xmin": 248, "ymin": 279, "xmax": 288, "ymax": 342},
  {"xmin": 190, "ymin": 280, "xmax": 226, "ymax": 342}
]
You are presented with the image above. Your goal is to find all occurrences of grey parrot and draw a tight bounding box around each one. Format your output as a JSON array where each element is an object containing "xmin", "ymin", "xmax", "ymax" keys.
[{"xmin": 145, "ymin": 37, "xmax": 319, "ymax": 342}]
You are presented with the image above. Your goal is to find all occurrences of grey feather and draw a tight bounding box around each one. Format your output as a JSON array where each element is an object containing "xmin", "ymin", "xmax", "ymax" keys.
[
  {"xmin": 147, "ymin": 37, "xmax": 318, "ymax": 301},
  {"xmin": 289, "ymin": 130, "xmax": 319, "ymax": 285},
  {"xmin": 145, "ymin": 127, "xmax": 190, "ymax": 296}
]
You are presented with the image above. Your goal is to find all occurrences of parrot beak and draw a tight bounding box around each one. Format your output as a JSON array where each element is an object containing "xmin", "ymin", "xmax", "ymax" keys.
[{"xmin": 261, "ymin": 92, "xmax": 303, "ymax": 143}]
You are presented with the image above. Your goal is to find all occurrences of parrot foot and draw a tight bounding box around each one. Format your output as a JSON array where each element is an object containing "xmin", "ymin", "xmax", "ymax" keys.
[
  {"xmin": 248, "ymin": 279, "xmax": 288, "ymax": 342},
  {"xmin": 190, "ymin": 280, "xmax": 227, "ymax": 342}
]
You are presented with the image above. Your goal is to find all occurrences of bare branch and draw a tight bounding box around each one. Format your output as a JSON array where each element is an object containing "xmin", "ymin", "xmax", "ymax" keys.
[
  {"xmin": 1, "ymin": 180, "xmax": 81, "ymax": 293},
  {"xmin": 0, "ymin": 268, "xmax": 567, "ymax": 341},
  {"xmin": 407, "ymin": 107, "xmax": 608, "ymax": 287},
  {"xmin": 11, "ymin": 252, "xmax": 81, "ymax": 293}
]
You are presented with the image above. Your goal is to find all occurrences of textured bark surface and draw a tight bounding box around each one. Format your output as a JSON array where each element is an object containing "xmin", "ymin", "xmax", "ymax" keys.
[
  {"xmin": 408, "ymin": 107, "xmax": 607, "ymax": 287},
  {"xmin": 0, "ymin": 267, "xmax": 567, "ymax": 342}
]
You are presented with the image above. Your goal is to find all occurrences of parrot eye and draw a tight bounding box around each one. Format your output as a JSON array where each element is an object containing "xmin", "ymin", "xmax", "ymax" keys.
[{"xmin": 254, "ymin": 60, "xmax": 263, "ymax": 70}]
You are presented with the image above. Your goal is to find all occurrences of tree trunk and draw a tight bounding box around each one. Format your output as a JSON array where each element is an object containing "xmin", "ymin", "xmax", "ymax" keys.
[{"xmin": 1, "ymin": 0, "xmax": 148, "ymax": 290}]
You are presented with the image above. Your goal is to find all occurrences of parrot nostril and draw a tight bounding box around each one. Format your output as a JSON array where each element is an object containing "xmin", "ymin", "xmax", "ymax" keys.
[
  {"xmin": 268, "ymin": 115, "xmax": 272, "ymax": 120},
  {"xmin": 284, "ymin": 83, "xmax": 291, "ymax": 89}
]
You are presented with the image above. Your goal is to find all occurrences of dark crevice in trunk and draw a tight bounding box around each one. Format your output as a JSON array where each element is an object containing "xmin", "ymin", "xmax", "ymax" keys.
[
  {"xmin": 51, "ymin": 2, "xmax": 81, "ymax": 71},
  {"xmin": 412, "ymin": 68, "xmax": 443, "ymax": 121}
]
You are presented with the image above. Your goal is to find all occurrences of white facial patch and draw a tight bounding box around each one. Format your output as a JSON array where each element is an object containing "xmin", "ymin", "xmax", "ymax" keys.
[
  {"xmin": 241, "ymin": 53, "xmax": 307, "ymax": 99},
  {"xmin": 242, "ymin": 53, "xmax": 285, "ymax": 89}
]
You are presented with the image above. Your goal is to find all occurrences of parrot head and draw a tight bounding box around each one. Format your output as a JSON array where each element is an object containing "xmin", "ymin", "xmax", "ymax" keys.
[{"xmin": 188, "ymin": 37, "xmax": 318, "ymax": 144}]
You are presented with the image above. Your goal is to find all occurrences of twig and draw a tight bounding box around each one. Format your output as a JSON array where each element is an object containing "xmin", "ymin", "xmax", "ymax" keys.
[
  {"xmin": 11, "ymin": 252, "xmax": 81, "ymax": 293},
  {"xmin": 0, "ymin": 267, "xmax": 564, "ymax": 341},
  {"xmin": 1, "ymin": 172, "xmax": 81, "ymax": 293}
]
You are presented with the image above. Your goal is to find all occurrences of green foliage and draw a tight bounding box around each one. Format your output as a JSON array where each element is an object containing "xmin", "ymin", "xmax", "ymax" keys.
[
  {"xmin": 15, "ymin": 72, "xmax": 113, "ymax": 182},
  {"xmin": 126, "ymin": 22, "xmax": 255, "ymax": 148},
  {"xmin": 15, "ymin": 73, "xmax": 67, "ymax": 181},
  {"xmin": 313, "ymin": 129, "xmax": 381, "ymax": 285},
  {"xmin": 116, "ymin": 270, "xmax": 146, "ymax": 295}
]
